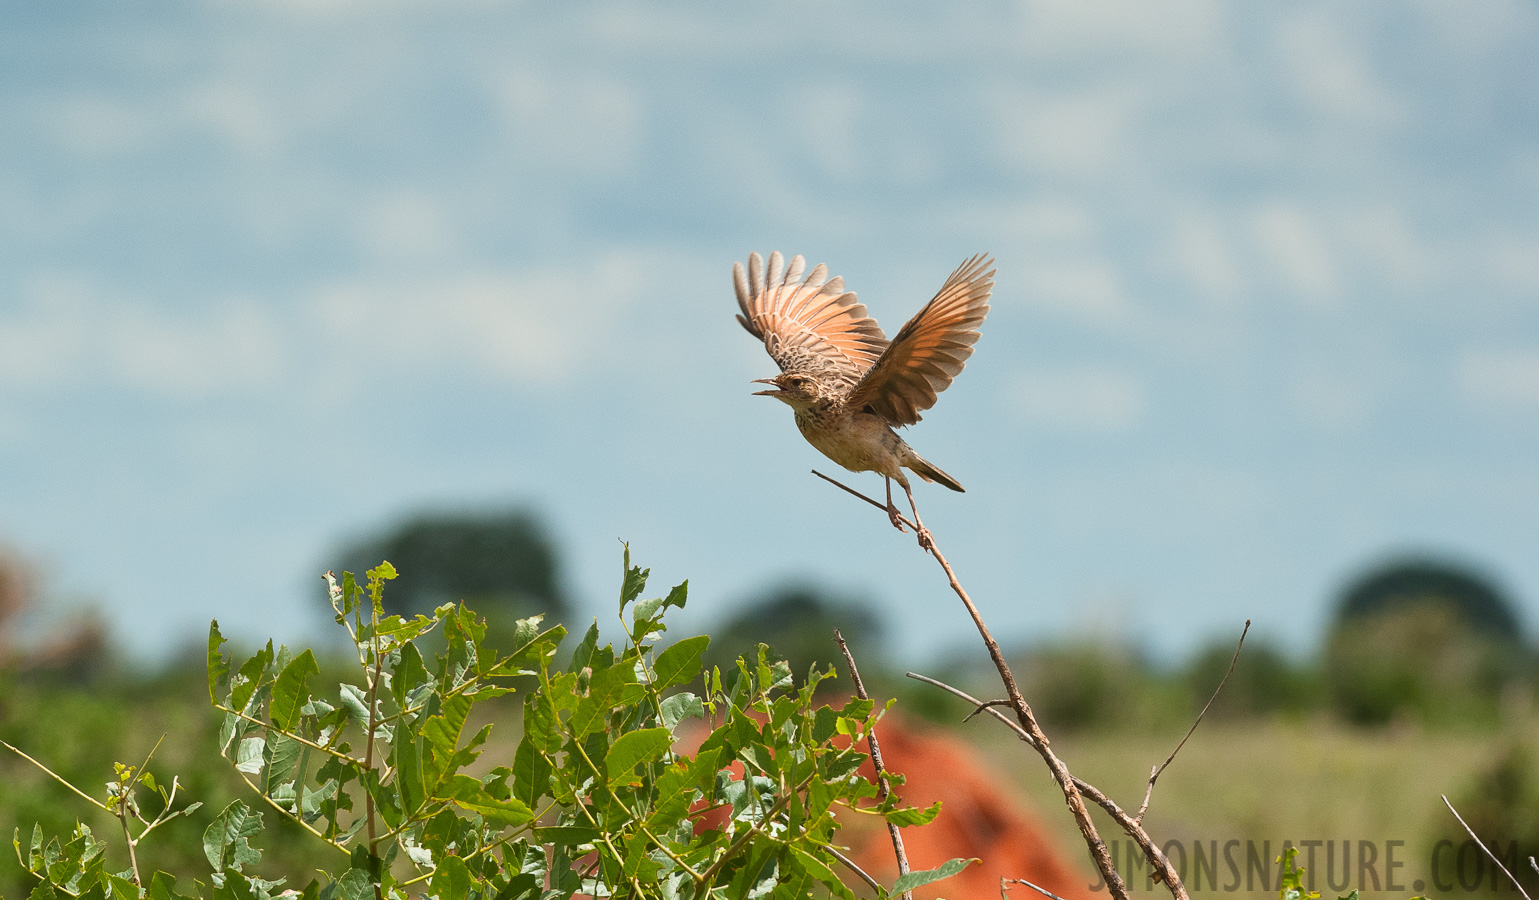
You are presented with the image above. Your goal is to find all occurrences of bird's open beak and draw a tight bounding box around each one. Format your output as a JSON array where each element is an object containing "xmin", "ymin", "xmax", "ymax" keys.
[{"xmin": 750, "ymin": 377, "xmax": 781, "ymax": 396}]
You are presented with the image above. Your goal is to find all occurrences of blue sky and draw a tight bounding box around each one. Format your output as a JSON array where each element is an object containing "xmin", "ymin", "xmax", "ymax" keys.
[{"xmin": 2, "ymin": 1, "xmax": 1537, "ymax": 665}]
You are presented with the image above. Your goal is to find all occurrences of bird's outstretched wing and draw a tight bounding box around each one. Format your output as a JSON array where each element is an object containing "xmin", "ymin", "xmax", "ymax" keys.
[
  {"xmin": 845, "ymin": 254, "xmax": 994, "ymax": 425},
  {"xmin": 735, "ymin": 251, "xmax": 888, "ymax": 387}
]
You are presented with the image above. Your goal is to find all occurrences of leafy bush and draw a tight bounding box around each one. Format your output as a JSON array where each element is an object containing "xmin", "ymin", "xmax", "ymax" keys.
[{"xmin": 10, "ymin": 550, "xmax": 966, "ymax": 899}]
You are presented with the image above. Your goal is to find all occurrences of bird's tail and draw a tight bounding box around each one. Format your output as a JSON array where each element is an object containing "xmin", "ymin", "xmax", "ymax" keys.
[{"xmin": 908, "ymin": 454, "xmax": 965, "ymax": 492}]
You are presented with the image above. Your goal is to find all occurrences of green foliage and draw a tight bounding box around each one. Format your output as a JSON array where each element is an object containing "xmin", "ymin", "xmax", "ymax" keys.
[
  {"xmin": 1276, "ymin": 845, "xmax": 1359, "ymax": 900},
  {"xmin": 9, "ymin": 548, "xmax": 961, "ymax": 900},
  {"xmin": 1324, "ymin": 602, "xmax": 1525, "ymax": 726}
]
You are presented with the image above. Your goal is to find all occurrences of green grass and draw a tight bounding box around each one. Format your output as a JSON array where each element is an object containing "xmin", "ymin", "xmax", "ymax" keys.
[{"xmin": 982, "ymin": 717, "xmax": 1532, "ymax": 899}]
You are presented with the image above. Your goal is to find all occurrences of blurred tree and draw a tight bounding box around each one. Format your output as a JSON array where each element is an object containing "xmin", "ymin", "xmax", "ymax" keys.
[
  {"xmin": 1325, "ymin": 557, "xmax": 1527, "ymax": 726},
  {"xmin": 1336, "ymin": 558, "xmax": 1523, "ymax": 642},
  {"xmin": 1182, "ymin": 639, "xmax": 1321, "ymax": 720},
  {"xmin": 1015, "ymin": 641, "xmax": 1185, "ymax": 732},
  {"xmin": 705, "ymin": 583, "xmax": 882, "ymax": 684},
  {"xmin": 331, "ymin": 509, "xmax": 569, "ymax": 627},
  {"xmin": 0, "ymin": 547, "xmax": 32, "ymax": 660}
]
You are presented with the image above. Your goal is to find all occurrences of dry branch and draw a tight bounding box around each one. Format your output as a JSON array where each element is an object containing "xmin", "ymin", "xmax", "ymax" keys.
[
  {"xmin": 835, "ymin": 628, "xmax": 913, "ymax": 900},
  {"xmin": 906, "ymin": 672, "xmax": 1185, "ymax": 894},
  {"xmin": 812, "ymin": 470, "xmax": 1144, "ymax": 900},
  {"xmin": 1136, "ymin": 619, "xmax": 1250, "ymax": 823}
]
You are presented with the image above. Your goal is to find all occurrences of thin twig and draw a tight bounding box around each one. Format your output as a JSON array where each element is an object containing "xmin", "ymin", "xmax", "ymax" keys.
[
  {"xmin": 963, "ymin": 699, "xmax": 1015, "ymax": 722},
  {"xmin": 905, "ymin": 672, "xmax": 1184, "ymax": 894},
  {"xmin": 835, "ymin": 629, "xmax": 912, "ymax": 900},
  {"xmin": 116, "ymin": 733, "xmax": 165, "ymax": 886},
  {"xmin": 1444, "ymin": 795, "xmax": 1532, "ymax": 900},
  {"xmin": 812, "ymin": 470, "xmax": 916, "ymax": 531},
  {"xmin": 2, "ymin": 740, "xmax": 110, "ymax": 811},
  {"xmin": 829, "ymin": 846, "xmax": 883, "ymax": 894},
  {"xmin": 814, "ymin": 470, "xmax": 1143, "ymax": 900},
  {"xmin": 1135, "ymin": 620, "xmax": 1250, "ymax": 824},
  {"xmin": 1006, "ymin": 876, "xmax": 1070, "ymax": 900}
]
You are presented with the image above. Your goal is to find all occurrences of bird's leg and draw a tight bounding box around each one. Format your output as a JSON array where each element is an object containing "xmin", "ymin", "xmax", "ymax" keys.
[
  {"xmin": 884, "ymin": 477, "xmax": 908, "ymax": 533},
  {"xmin": 901, "ymin": 480, "xmax": 934, "ymax": 552}
]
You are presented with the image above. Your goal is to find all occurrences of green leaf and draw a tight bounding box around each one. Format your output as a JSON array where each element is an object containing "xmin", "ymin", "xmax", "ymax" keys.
[
  {"xmin": 208, "ymin": 621, "xmax": 230, "ymax": 705},
  {"xmin": 654, "ymin": 635, "xmax": 709, "ymax": 689},
  {"xmin": 891, "ymin": 857, "xmax": 978, "ymax": 894},
  {"xmin": 391, "ymin": 641, "xmax": 429, "ymax": 710},
  {"xmin": 661, "ymin": 580, "xmax": 688, "ymax": 612},
  {"xmin": 103, "ymin": 874, "xmax": 140, "ymax": 900},
  {"xmin": 448, "ymin": 777, "xmax": 534, "ymax": 827},
  {"xmin": 659, "ymin": 692, "xmax": 703, "ymax": 730},
  {"xmin": 148, "ymin": 872, "xmax": 196, "ymax": 900},
  {"xmin": 393, "ymin": 733, "xmax": 424, "ymax": 816},
  {"xmin": 230, "ymin": 641, "xmax": 274, "ymax": 715},
  {"xmin": 619, "ymin": 546, "xmax": 649, "ymax": 612},
  {"xmin": 569, "ymin": 664, "xmax": 640, "ymax": 738},
  {"xmin": 269, "ymin": 650, "xmax": 318, "ymax": 731},
  {"xmin": 534, "ymin": 825, "xmax": 600, "ymax": 846},
  {"xmin": 569, "ymin": 622, "xmax": 599, "ymax": 673},
  {"xmin": 428, "ymin": 856, "xmax": 471, "ymax": 900},
  {"xmin": 333, "ymin": 867, "xmax": 374, "ymax": 900},
  {"xmin": 790, "ymin": 847, "xmax": 851, "ymax": 900},
  {"xmin": 511, "ymin": 737, "xmax": 552, "ymax": 807},
  {"xmin": 337, "ymin": 684, "xmax": 370, "ymax": 724},
  {"xmin": 631, "ymin": 596, "xmax": 666, "ymax": 624},
  {"xmin": 606, "ymin": 727, "xmax": 671, "ymax": 786},
  {"xmin": 646, "ymin": 747, "xmax": 721, "ymax": 834},
  {"xmin": 880, "ymin": 800, "xmax": 942, "ymax": 827},
  {"xmin": 28, "ymin": 880, "xmax": 57, "ymax": 900},
  {"xmin": 262, "ymin": 733, "xmax": 303, "ymax": 794},
  {"xmin": 203, "ymin": 801, "xmax": 263, "ymax": 873},
  {"xmin": 812, "ymin": 706, "xmax": 839, "ymax": 743}
]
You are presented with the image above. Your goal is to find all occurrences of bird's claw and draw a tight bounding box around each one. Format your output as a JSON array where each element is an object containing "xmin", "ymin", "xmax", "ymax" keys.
[
  {"xmin": 916, "ymin": 526, "xmax": 935, "ymax": 552},
  {"xmin": 886, "ymin": 504, "xmax": 908, "ymax": 533}
]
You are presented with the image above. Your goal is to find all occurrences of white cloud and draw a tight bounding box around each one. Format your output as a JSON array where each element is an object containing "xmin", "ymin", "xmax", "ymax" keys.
[
  {"xmin": 46, "ymin": 96, "xmax": 160, "ymax": 157},
  {"xmin": 1459, "ymin": 350, "xmax": 1539, "ymax": 411},
  {"xmin": 1251, "ymin": 203, "xmax": 1341, "ymax": 304},
  {"xmin": 1009, "ymin": 365, "xmax": 1147, "ymax": 433},
  {"xmin": 1414, "ymin": 0, "xmax": 1537, "ymax": 56},
  {"xmin": 0, "ymin": 275, "xmax": 287, "ymax": 397},
  {"xmin": 1486, "ymin": 235, "xmax": 1539, "ymax": 293},
  {"xmin": 990, "ymin": 84, "xmax": 1144, "ymax": 180},
  {"xmin": 1276, "ymin": 12, "xmax": 1405, "ymax": 127},
  {"xmin": 356, "ymin": 190, "xmax": 459, "ymax": 261},
  {"xmin": 1164, "ymin": 210, "xmax": 1244, "ymax": 301},
  {"xmin": 184, "ymin": 82, "xmax": 288, "ymax": 160},
  {"xmin": 1289, "ymin": 368, "xmax": 1377, "ymax": 430},
  {"xmin": 1018, "ymin": 0, "xmax": 1225, "ymax": 60},
  {"xmin": 1016, "ymin": 256, "xmax": 1131, "ymax": 328},
  {"xmin": 489, "ymin": 68, "xmax": 642, "ymax": 176},
  {"xmin": 1, "ymin": 253, "xmax": 653, "ymax": 401},
  {"xmin": 309, "ymin": 252, "xmax": 650, "ymax": 385},
  {"xmin": 1338, "ymin": 206, "xmax": 1437, "ymax": 290}
]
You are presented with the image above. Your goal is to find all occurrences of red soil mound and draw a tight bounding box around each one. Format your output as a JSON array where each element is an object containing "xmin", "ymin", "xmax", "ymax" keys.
[{"xmin": 842, "ymin": 713, "xmax": 1094, "ymax": 900}]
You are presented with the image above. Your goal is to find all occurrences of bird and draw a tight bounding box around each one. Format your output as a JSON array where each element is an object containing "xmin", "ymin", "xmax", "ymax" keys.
[{"xmin": 734, "ymin": 251, "xmax": 994, "ymax": 549}]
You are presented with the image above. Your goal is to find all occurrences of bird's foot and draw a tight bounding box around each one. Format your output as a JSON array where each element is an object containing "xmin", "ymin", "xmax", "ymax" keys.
[
  {"xmin": 916, "ymin": 526, "xmax": 935, "ymax": 553},
  {"xmin": 886, "ymin": 504, "xmax": 909, "ymax": 533}
]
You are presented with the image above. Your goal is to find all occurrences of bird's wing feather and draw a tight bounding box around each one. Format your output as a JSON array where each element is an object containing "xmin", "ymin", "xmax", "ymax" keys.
[
  {"xmin": 735, "ymin": 251, "xmax": 888, "ymax": 386},
  {"xmin": 845, "ymin": 254, "xmax": 994, "ymax": 425}
]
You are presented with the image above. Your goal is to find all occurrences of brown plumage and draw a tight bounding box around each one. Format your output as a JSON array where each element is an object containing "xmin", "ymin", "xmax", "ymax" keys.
[{"xmin": 735, "ymin": 251, "xmax": 994, "ymax": 547}]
